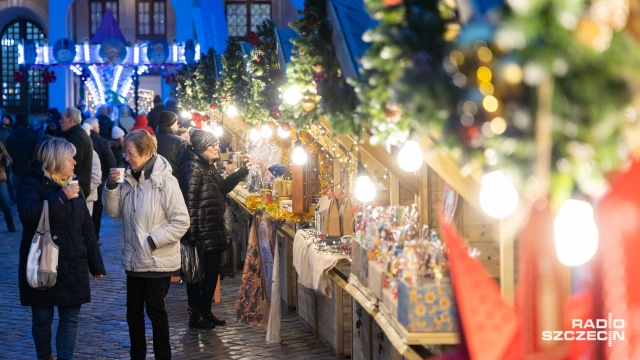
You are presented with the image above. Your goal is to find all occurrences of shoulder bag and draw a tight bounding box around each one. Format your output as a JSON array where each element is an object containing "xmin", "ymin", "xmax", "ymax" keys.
[{"xmin": 26, "ymin": 200, "xmax": 59, "ymax": 290}]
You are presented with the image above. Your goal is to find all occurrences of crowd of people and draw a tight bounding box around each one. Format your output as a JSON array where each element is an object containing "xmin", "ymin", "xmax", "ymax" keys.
[{"xmin": 2, "ymin": 95, "xmax": 250, "ymax": 360}]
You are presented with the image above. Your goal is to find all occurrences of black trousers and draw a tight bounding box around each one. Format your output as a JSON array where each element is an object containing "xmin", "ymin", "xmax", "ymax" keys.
[
  {"xmin": 126, "ymin": 275, "xmax": 172, "ymax": 360},
  {"xmin": 186, "ymin": 251, "xmax": 222, "ymax": 308},
  {"xmin": 91, "ymin": 185, "xmax": 104, "ymax": 240}
]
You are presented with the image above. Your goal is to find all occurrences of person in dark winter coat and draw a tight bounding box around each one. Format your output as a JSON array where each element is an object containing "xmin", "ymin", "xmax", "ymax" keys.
[
  {"xmin": 60, "ymin": 107, "xmax": 94, "ymax": 197},
  {"xmin": 178, "ymin": 129, "xmax": 250, "ymax": 329},
  {"xmin": 34, "ymin": 122, "xmax": 58, "ymax": 159},
  {"xmin": 155, "ymin": 111, "xmax": 186, "ymax": 177},
  {"xmin": 97, "ymin": 105, "xmax": 114, "ymax": 141},
  {"xmin": 18, "ymin": 137, "xmax": 105, "ymax": 360},
  {"xmin": 7, "ymin": 114, "xmax": 38, "ymax": 194},
  {"xmin": 0, "ymin": 113, "xmax": 13, "ymax": 145},
  {"xmin": 83, "ymin": 118, "xmax": 117, "ymax": 242},
  {"xmin": 146, "ymin": 95, "xmax": 165, "ymax": 131}
]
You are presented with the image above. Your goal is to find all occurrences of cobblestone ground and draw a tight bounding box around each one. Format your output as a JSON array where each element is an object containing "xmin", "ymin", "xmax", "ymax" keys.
[{"xmin": 0, "ymin": 206, "xmax": 337, "ymax": 359}]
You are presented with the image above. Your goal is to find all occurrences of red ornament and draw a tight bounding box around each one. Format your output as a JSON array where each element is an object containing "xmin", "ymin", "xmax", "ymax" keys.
[
  {"xmin": 163, "ymin": 74, "xmax": 177, "ymax": 85},
  {"xmin": 270, "ymin": 105, "xmax": 281, "ymax": 120},
  {"xmin": 280, "ymin": 122, "xmax": 291, "ymax": 132},
  {"xmin": 313, "ymin": 72, "xmax": 327, "ymax": 83},
  {"xmin": 383, "ymin": 0, "xmax": 403, "ymax": 5},
  {"xmin": 249, "ymin": 31, "xmax": 263, "ymax": 47},
  {"xmin": 13, "ymin": 71, "xmax": 24, "ymax": 83},
  {"xmin": 209, "ymin": 104, "xmax": 217, "ymax": 111}
]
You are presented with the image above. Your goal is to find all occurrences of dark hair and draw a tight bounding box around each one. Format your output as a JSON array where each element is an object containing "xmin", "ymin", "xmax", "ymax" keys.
[
  {"xmin": 44, "ymin": 123, "xmax": 57, "ymax": 136},
  {"xmin": 15, "ymin": 114, "xmax": 29, "ymax": 127},
  {"xmin": 1, "ymin": 113, "xmax": 13, "ymax": 125}
]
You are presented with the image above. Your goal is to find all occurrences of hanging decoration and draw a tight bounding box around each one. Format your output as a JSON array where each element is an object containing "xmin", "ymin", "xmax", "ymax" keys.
[
  {"xmin": 215, "ymin": 41, "xmax": 249, "ymax": 117},
  {"xmin": 240, "ymin": 20, "xmax": 284, "ymax": 125},
  {"xmin": 356, "ymin": 0, "xmax": 458, "ymax": 145},
  {"xmin": 13, "ymin": 71, "xmax": 25, "ymax": 83},
  {"xmin": 162, "ymin": 73, "xmax": 177, "ymax": 85},
  {"xmin": 41, "ymin": 70, "xmax": 57, "ymax": 84},
  {"xmin": 281, "ymin": 0, "xmax": 358, "ymax": 134},
  {"xmin": 176, "ymin": 48, "xmax": 218, "ymax": 114},
  {"xmin": 246, "ymin": 194, "xmax": 315, "ymax": 223}
]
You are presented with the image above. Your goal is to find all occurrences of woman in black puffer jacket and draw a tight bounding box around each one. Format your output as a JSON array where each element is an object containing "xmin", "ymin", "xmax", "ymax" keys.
[{"xmin": 177, "ymin": 129, "xmax": 249, "ymax": 329}]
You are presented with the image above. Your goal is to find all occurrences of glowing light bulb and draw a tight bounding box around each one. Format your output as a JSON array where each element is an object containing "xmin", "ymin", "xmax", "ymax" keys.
[
  {"xmin": 181, "ymin": 110, "xmax": 191, "ymax": 119},
  {"xmin": 554, "ymin": 200, "xmax": 599, "ymax": 267},
  {"xmin": 249, "ymin": 127, "xmax": 260, "ymax": 142},
  {"xmin": 479, "ymin": 170, "xmax": 519, "ymax": 218},
  {"xmin": 397, "ymin": 140, "xmax": 423, "ymax": 172},
  {"xmin": 283, "ymin": 85, "xmax": 303, "ymax": 105},
  {"xmin": 213, "ymin": 124, "xmax": 223, "ymax": 137},
  {"xmin": 355, "ymin": 172, "xmax": 376, "ymax": 203},
  {"xmin": 292, "ymin": 140, "xmax": 307, "ymax": 165},
  {"xmin": 226, "ymin": 105, "xmax": 239, "ymax": 117},
  {"xmin": 277, "ymin": 126, "xmax": 290, "ymax": 138},
  {"xmin": 203, "ymin": 123, "xmax": 213, "ymax": 133},
  {"xmin": 261, "ymin": 124, "xmax": 273, "ymax": 139}
]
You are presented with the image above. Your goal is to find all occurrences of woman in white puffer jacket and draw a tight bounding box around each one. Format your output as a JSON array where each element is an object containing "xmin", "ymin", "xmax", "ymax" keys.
[{"xmin": 103, "ymin": 129, "xmax": 189, "ymax": 360}]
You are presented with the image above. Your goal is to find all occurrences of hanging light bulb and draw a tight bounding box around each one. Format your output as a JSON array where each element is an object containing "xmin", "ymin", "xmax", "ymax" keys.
[
  {"xmin": 277, "ymin": 125, "xmax": 291, "ymax": 138},
  {"xmin": 202, "ymin": 121, "xmax": 213, "ymax": 133},
  {"xmin": 226, "ymin": 105, "xmax": 239, "ymax": 117},
  {"xmin": 397, "ymin": 140, "xmax": 423, "ymax": 172},
  {"xmin": 249, "ymin": 126, "xmax": 260, "ymax": 142},
  {"xmin": 261, "ymin": 124, "xmax": 273, "ymax": 139},
  {"xmin": 213, "ymin": 124, "xmax": 223, "ymax": 137},
  {"xmin": 554, "ymin": 200, "xmax": 599, "ymax": 267},
  {"xmin": 354, "ymin": 163, "xmax": 376, "ymax": 203},
  {"xmin": 181, "ymin": 110, "xmax": 191, "ymax": 119},
  {"xmin": 479, "ymin": 170, "xmax": 519, "ymax": 218},
  {"xmin": 292, "ymin": 139, "xmax": 308, "ymax": 165},
  {"xmin": 283, "ymin": 85, "xmax": 303, "ymax": 105}
]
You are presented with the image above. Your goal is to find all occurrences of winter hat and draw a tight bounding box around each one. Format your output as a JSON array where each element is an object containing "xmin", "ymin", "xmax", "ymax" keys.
[
  {"xmin": 112, "ymin": 126, "xmax": 125, "ymax": 140},
  {"xmin": 81, "ymin": 123, "xmax": 92, "ymax": 135},
  {"xmin": 157, "ymin": 111, "xmax": 178, "ymax": 128},
  {"xmin": 190, "ymin": 129, "xmax": 218, "ymax": 154}
]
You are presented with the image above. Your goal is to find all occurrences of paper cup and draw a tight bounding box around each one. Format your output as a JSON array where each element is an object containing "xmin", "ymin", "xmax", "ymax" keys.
[
  {"xmin": 67, "ymin": 180, "xmax": 79, "ymax": 186},
  {"xmin": 113, "ymin": 168, "xmax": 125, "ymax": 183}
]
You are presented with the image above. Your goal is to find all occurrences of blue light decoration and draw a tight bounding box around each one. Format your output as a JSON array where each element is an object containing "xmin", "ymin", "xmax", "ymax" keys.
[
  {"xmin": 17, "ymin": 38, "xmax": 201, "ymax": 106},
  {"xmin": 52, "ymin": 38, "xmax": 77, "ymax": 65}
]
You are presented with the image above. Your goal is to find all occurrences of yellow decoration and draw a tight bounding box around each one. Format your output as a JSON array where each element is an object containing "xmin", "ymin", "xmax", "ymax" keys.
[
  {"xmin": 245, "ymin": 195, "xmax": 314, "ymax": 223},
  {"xmin": 302, "ymin": 98, "xmax": 317, "ymax": 111}
]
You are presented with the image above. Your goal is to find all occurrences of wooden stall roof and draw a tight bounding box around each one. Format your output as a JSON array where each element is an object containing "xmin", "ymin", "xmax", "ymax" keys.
[
  {"xmin": 275, "ymin": 28, "xmax": 298, "ymax": 74},
  {"xmin": 326, "ymin": 0, "xmax": 378, "ymax": 80}
]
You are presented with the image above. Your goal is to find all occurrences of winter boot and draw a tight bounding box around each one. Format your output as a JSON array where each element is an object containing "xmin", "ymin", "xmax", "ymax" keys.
[
  {"xmin": 204, "ymin": 303, "xmax": 226, "ymax": 326},
  {"xmin": 188, "ymin": 307, "xmax": 216, "ymax": 329},
  {"xmin": 6, "ymin": 215, "xmax": 15, "ymax": 232}
]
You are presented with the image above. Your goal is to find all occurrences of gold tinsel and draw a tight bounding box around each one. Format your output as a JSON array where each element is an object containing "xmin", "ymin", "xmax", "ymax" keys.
[{"xmin": 245, "ymin": 195, "xmax": 314, "ymax": 223}]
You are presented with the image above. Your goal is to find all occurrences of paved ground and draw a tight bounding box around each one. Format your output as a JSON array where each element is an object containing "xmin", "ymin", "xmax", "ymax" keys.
[{"xmin": 0, "ymin": 205, "xmax": 338, "ymax": 359}]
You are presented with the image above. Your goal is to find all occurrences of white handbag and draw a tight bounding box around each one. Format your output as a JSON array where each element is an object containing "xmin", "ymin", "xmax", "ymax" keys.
[{"xmin": 26, "ymin": 200, "xmax": 59, "ymax": 290}]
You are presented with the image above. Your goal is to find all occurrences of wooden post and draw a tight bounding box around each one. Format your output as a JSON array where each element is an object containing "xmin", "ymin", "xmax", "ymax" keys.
[{"xmin": 292, "ymin": 139, "xmax": 304, "ymax": 212}]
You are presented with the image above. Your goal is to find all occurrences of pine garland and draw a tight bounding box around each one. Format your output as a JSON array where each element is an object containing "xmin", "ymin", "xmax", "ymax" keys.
[
  {"xmin": 281, "ymin": 0, "xmax": 358, "ymax": 134},
  {"xmin": 242, "ymin": 20, "xmax": 283, "ymax": 125},
  {"xmin": 176, "ymin": 48, "xmax": 218, "ymax": 113},
  {"xmin": 355, "ymin": 0, "xmax": 458, "ymax": 145},
  {"xmin": 215, "ymin": 41, "xmax": 249, "ymax": 116}
]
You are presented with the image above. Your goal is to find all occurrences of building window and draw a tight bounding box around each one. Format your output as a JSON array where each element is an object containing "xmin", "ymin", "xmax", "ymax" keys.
[
  {"xmin": 226, "ymin": 1, "xmax": 271, "ymax": 39},
  {"xmin": 90, "ymin": 0, "xmax": 119, "ymax": 36},
  {"xmin": 137, "ymin": 0, "xmax": 166, "ymax": 39},
  {"xmin": 0, "ymin": 20, "xmax": 47, "ymax": 113}
]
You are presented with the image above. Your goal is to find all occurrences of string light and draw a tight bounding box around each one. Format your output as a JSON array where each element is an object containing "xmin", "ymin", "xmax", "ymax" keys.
[
  {"xmin": 181, "ymin": 110, "xmax": 191, "ymax": 118},
  {"xmin": 292, "ymin": 139, "xmax": 308, "ymax": 165},
  {"xmin": 397, "ymin": 140, "xmax": 423, "ymax": 172},
  {"xmin": 213, "ymin": 122, "xmax": 223, "ymax": 137},
  {"xmin": 18, "ymin": 43, "xmax": 24, "ymax": 64},
  {"xmin": 355, "ymin": 162, "xmax": 376, "ymax": 203},
  {"xmin": 277, "ymin": 125, "xmax": 290, "ymax": 138},
  {"xmin": 226, "ymin": 104, "xmax": 239, "ymax": 117},
  {"xmin": 133, "ymin": 42, "xmax": 140, "ymax": 65},
  {"xmin": 249, "ymin": 126, "xmax": 260, "ymax": 142},
  {"xmin": 84, "ymin": 41, "xmax": 90, "ymax": 63},
  {"xmin": 195, "ymin": 43, "xmax": 201, "ymax": 61},
  {"xmin": 112, "ymin": 65, "xmax": 123, "ymax": 91},
  {"xmin": 554, "ymin": 200, "xmax": 599, "ymax": 266},
  {"xmin": 283, "ymin": 85, "xmax": 303, "ymax": 105},
  {"xmin": 261, "ymin": 123, "xmax": 273, "ymax": 139},
  {"xmin": 42, "ymin": 41, "xmax": 49, "ymax": 65},
  {"xmin": 479, "ymin": 170, "xmax": 519, "ymax": 218}
]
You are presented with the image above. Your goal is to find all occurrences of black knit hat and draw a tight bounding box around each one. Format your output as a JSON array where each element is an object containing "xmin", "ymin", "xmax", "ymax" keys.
[
  {"xmin": 157, "ymin": 111, "xmax": 177, "ymax": 128},
  {"xmin": 190, "ymin": 129, "xmax": 218, "ymax": 154}
]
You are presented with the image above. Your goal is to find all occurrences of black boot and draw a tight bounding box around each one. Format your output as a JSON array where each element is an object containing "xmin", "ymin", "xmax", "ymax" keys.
[
  {"xmin": 203, "ymin": 303, "xmax": 226, "ymax": 326},
  {"xmin": 188, "ymin": 307, "xmax": 216, "ymax": 329},
  {"xmin": 6, "ymin": 215, "xmax": 15, "ymax": 232}
]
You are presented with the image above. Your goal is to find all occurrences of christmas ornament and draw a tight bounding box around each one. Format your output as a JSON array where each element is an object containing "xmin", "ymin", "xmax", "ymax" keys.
[
  {"xmin": 270, "ymin": 105, "xmax": 281, "ymax": 120},
  {"xmin": 302, "ymin": 97, "xmax": 317, "ymax": 111},
  {"xmin": 13, "ymin": 71, "xmax": 24, "ymax": 83}
]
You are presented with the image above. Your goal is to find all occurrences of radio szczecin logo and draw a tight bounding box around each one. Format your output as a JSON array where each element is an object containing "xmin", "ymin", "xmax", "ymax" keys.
[{"xmin": 542, "ymin": 313, "xmax": 624, "ymax": 347}]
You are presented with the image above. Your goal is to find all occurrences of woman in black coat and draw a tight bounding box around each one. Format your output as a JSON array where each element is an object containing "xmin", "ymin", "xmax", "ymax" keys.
[
  {"xmin": 178, "ymin": 129, "xmax": 249, "ymax": 329},
  {"xmin": 18, "ymin": 138, "xmax": 105, "ymax": 360}
]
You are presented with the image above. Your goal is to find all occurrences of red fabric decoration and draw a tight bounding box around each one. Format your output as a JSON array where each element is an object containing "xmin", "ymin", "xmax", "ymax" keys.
[
  {"xmin": 249, "ymin": 31, "xmax": 263, "ymax": 46},
  {"xmin": 41, "ymin": 70, "xmax": 57, "ymax": 84},
  {"xmin": 162, "ymin": 74, "xmax": 177, "ymax": 85}
]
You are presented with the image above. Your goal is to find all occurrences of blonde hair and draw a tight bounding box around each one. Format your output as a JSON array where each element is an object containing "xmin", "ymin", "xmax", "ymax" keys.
[
  {"xmin": 123, "ymin": 129, "xmax": 157, "ymax": 157},
  {"xmin": 38, "ymin": 138, "xmax": 76, "ymax": 174}
]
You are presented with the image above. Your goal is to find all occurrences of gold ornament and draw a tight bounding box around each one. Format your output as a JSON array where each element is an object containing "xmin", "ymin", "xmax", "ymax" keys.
[
  {"xmin": 576, "ymin": 15, "xmax": 613, "ymax": 52},
  {"xmin": 302, "ymin": 98, "xmax": 317, "ymax": 111}
]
